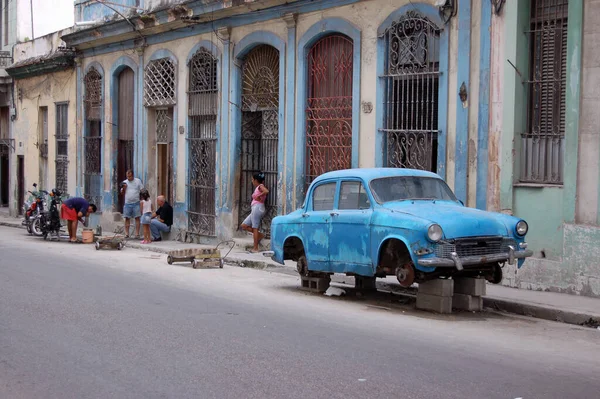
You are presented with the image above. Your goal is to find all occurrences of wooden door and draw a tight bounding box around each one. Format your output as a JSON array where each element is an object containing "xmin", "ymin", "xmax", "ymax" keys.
[{"xmin": 117, "ymin": 67, "xmax": 135, "ymax": 213}]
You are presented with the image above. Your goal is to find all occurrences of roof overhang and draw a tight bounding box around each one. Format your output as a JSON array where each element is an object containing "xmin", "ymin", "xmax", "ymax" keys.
[
  {"xmin": 62, "ymin": 0, "xmax": 296, "ymax": 51},
  {"xmin": 6, "ymin": 50, "xmax": 76, "ymax": 79}
]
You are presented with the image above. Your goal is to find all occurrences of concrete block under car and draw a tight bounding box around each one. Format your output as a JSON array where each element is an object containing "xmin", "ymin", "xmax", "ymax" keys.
[
  {"xmin": 416, "ymin": 292, "xmax": 453, "ymax": 314},
  {"xmin": 453, "ymin": 293, "xmax": 483, "ymax": 312},
  {"xmin": 417, "ymin": 279, "xmax": 454, "ymax": 297},
  {"xmin": 453, "ymin": 277, "xmax": 487, "ymax": 297},
  {"xmin": 300, "ymin": 276, "xmax": 331, "ymax": 293}
]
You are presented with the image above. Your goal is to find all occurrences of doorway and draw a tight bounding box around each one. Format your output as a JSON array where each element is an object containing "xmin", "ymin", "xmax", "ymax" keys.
[{"xmin": 116, "ymin": 66, "xmax": 135, "ymax": 213}]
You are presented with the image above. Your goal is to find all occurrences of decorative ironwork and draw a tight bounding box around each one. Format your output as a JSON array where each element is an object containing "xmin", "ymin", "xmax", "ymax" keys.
[
  {"xmin": 55, "ymin": 104, "xmax": 69, "ymax": 194},
  {"xmin": 187, "ymin": 48, "xmax": 218, "ymax": 236},
  {"xmin": 55, "ymin": 156, "xmax": 69, "ymax": 194},
  {"xmin": 522, "ymin": 0, "xmax": 568, "ymax": 184},
  {"xmin": 84, "ymin": 67, "xmax": 102, "ymax": 121},
  {"xmin": 239, "ymin": 45, "xmax": 279, "ymax": 236},
  {"xmin": 144, "ymin": 58, "xmax": 176, "ymax": 107},
  {"xmin": 305, "ymin": 35, "xmax": 353, "ymax": 186},
  {"xmin": 380, "ymin": 11, "xmax": 441, "ymax": 172},
  {"xmin": 156, "ymin": 109, "xmax": 170, "ymax": 143},
  {"xmin": 0, "ymin": 51, "xmax": 12, "ymax": 67},
  {"xmin": 84, "ymin": 136, "xmax": 101, "ymax": 175}
]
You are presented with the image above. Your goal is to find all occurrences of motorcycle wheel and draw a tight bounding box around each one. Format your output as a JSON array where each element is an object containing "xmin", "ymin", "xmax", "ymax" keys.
[
  {"xmin": 31, "ymin": 218, "xmax": 43, "ymax": 237},
  {"xmin": 26, "ymin": 222, "xmax": 33, "ymax": 234}
]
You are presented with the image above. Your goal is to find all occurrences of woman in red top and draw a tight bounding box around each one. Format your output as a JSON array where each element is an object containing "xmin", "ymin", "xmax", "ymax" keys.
[{"xmin": 240, "ymin": 172, "xmax": 269, "ymax": 252}]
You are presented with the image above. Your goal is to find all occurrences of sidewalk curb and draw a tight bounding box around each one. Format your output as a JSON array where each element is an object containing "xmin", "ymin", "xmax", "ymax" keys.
[
  {"xmin": 482, "ymin": 297, "xmax": 600, "ymax": 327},
  {"xmin": 0, "ymin": 221, "xmax": 22, "ymax": 229}
]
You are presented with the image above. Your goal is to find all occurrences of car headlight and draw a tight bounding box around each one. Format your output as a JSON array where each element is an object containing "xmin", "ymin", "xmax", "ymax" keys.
[
  {"xmin": 427, "ymin": 224, "xmax": 443, "ymax": 242},
  {"xmin": 516, "ymin": 220, "xmax": 528, "ymax": 236}
]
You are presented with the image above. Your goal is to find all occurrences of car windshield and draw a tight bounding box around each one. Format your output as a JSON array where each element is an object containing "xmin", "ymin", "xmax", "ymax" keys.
[{"xmin": 369, "ymin": 176, "xmax": 458, "ymax": 204}]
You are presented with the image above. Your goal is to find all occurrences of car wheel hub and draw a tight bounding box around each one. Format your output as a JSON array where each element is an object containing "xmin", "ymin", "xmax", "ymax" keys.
[{"xmin": 396, "ymin": 263, "xmax": 415, "ymax": 287}]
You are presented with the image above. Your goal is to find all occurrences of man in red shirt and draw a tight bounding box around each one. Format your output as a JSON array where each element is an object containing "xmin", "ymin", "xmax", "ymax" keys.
[{"xmin": 61, "ymin": 197, "xmax": 97, "ymax": 242}]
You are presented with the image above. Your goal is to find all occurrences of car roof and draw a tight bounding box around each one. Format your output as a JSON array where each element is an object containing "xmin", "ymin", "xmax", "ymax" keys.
[{"xmin": 312, "ymin": 168, "xmax": 442, "ymax": 184}]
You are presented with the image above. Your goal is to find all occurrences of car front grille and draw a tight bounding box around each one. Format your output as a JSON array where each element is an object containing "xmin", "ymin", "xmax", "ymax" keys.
[{"xmin": 434, "ymin": 237, "xmax": 517, "ymax": 259}]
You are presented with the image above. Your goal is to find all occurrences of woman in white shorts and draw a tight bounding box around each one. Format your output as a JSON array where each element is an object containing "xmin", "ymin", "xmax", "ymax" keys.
[{"xmin": 240, "ymin": 172, "xmax": 269, "ymax": 252}]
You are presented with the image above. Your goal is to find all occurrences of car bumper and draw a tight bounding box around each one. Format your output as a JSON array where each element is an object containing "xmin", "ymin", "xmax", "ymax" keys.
[{"xmin": 417, "ymin": 247, "xmax": 533, "ymax": 270}]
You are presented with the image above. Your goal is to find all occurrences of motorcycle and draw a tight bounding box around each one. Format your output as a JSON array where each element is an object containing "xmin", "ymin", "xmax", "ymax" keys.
[
  {"xmin": 22, "ymin": 183, "xmax": 48, "ymax": 236},
  {"xmin": 39, "ymin": 188, "xmax": 67, "ymax": 240}
]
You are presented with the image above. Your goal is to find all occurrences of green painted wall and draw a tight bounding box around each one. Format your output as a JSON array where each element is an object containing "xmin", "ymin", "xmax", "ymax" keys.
[
  {"xmin": 500, "ymin": 0, "xmax": 529, "ymax": 213},
  {"xmin": 513, "ymin": 187, "xmax": 564, "ymax": 261}
]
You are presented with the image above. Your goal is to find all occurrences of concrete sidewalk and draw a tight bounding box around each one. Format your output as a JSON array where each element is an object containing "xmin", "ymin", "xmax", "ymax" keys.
[{"xmin": 2, "ymin": 213, "xmax": 599, "ymax": 327}]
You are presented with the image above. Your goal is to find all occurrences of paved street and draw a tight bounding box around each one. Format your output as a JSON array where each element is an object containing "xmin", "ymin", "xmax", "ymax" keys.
[{"xmin": 1, "ymin": 226, "xmax": 599, "ymax": 399}]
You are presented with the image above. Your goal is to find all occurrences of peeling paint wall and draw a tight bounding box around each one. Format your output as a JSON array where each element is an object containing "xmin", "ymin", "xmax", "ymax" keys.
[
  {"xmin": 12, "ymin": 70, "xmax": 77, "ymax": 197},
  {"xmin": 492, "ymin": 1, "xmax": 600, "ymax": 297}
]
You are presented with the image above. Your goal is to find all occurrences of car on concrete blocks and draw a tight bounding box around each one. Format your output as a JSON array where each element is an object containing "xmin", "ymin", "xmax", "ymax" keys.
[{"xmin": 268, "ymin": 168, "xmax": 533, "ymax": 287}]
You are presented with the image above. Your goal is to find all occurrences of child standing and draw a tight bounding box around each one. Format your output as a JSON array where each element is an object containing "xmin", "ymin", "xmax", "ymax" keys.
[
  {"xmin": 139, "ymin": 189, "xmax": 152, "ymax": 244},
  {"xmin": 240, "ymin": 172, "xmax": 269, "ymax": 252}
]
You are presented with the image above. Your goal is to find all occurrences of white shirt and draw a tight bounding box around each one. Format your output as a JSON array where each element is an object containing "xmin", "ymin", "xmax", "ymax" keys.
[
  {"xmin": 141, "ymin": 199, "xmax": 152, "ymax": 214},
  {"xmin": 123, "ymin": 178, "xmax": 143, "ymax": 204}
]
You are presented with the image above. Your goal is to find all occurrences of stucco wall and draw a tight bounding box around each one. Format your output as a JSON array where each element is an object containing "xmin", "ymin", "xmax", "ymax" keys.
[
  {"xmin": 12, "ymin": 70, "xmax": 77, "ymax": 196},
  {"xmin": 576, "ymin": 0, "xmax": 600, "ymax": 225}
]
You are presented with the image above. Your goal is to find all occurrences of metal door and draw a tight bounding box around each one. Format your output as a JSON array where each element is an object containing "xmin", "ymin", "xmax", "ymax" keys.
[
  {"xmin": 84, "ymin": 67, "xmax": 103, "ymax": 209},
  {"xmin": 187, "ymin": 48, "xmax": 218, "ymax": 236},
  {"xmin": 305, "ymin": 35, "xmax": 353, "ymax": 187},
  {"xmin": 239, "ymin": 45, "xmax": 279, "ymax": 235},
  {"xmin": 380, "ymin": 11, "xmax": 441, "ymax": 171},
  {"xmin": 116, "ymin": 67, "xmax": 135, "ymax": 213}
]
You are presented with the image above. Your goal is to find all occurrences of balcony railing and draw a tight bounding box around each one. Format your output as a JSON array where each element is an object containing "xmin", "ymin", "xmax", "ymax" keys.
[{"xmin": 0, "ymin": 51, "xmax": 12, "ymax": 68}]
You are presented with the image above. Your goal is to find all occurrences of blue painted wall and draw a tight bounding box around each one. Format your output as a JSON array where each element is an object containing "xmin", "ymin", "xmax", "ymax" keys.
[{"xmin": 454, "ymin": 0, "xmax": 471, "ymax": 204}]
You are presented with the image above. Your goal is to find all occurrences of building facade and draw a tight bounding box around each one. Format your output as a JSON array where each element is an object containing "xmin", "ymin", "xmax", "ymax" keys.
[
  {"xmin": 489, "ymin": 0, "xmax": 600, "ymax": 297},
  {"xmin": 56, "ymin": 0, "xmax": 492, "ymax": 242},
  {"xmin": 1, "ymin": 0, "xmax": 74, "ymax": 215}
]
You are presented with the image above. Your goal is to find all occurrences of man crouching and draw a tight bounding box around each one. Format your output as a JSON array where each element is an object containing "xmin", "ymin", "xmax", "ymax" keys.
[{"xmin": 61, "ymin": 197, "xmax": 97, "ymax": 243}]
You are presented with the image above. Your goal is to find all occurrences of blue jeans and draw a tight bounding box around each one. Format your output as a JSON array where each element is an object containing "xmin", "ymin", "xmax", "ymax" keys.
[
  {"xmin": 150, "ymin": 218, "xmax": 170, "ymax": 240},
  {"xmin": 123, "ymin": 202, "xmax": 141, "ymax": 219}
]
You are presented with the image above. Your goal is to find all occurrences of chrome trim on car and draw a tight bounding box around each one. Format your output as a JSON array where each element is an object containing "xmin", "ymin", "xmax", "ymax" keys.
[{"xmin": 417, "ymin": 249, "xmax": 533, "ymax": 268}]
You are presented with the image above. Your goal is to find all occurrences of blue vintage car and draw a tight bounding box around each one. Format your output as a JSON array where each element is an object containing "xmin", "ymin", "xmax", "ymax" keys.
[{"xmin": 269, "ymin": 168, "xmax": 532, "ymax": 287}]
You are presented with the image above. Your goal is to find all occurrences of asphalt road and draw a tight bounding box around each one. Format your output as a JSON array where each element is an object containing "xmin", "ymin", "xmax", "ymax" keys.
[{"xmin": 1, "ymin": 226, "xmax": 599, "ymax": 399}]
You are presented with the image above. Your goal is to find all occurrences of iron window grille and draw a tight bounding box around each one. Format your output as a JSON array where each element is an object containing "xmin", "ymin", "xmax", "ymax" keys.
[
  {"xmin": 55, "ymin": 103, "xmax": 69, "ymax": 194},
  {"xmin": 187, "ymin": 47, "xmax": 218, "ymax": 236},
  {"xmin": 379, "ymin": 10, "xmax": 441, "ymax": 172},
  {"xmin": 522, "ymin": 0, "xmax": 568, "ymax": 184},
  {"xmin": 144, "ymin": 58, "xmax": 176, "ymax": 107},
  {"xmin": 84, "ymin": 68, "xmax": 103, "ymax": 209},
  {"xmin": 84, "ymin": 67, "xmax": 102, "ymax": 121}
]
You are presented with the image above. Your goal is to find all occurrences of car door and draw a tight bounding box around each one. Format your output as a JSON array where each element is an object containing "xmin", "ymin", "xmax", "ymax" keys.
[
  {"xmin": 301, "ymin": 180, "xmax": 338, "ymax": 272},
  {"xmin": 329, "ymin": 180, "xmax": 373, "ymax": 275}
]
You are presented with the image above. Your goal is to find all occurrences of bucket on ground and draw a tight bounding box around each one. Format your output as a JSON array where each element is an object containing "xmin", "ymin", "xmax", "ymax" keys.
[{"xmin": 82, "ymin": 229, "xmax": 94, "ymax": 244}]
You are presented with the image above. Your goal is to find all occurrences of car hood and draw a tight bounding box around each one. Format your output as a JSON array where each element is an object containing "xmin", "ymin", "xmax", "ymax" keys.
[{"xmin": 381, "ymin": 201, "xmax": 509, "ymax": 238}]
